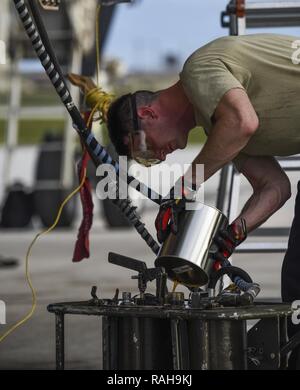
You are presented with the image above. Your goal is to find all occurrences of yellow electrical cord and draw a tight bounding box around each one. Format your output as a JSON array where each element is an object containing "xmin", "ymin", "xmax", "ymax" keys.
[
  {"xmin": 85, "ymin": 4, "xmax": 115, "ymax": 125},
  {"xmin": 0, "ymin": 5, "xmax": 113, "ymax": 345},
  {"xmin": 96, "ymin": 4, "xmax": 101, "ymax": 88},
  {"xmin": 0, "ymin": 170, "xmax": 87, "ymax": 344},
  {"xmin": 172, "ymin": 280, "xmax": 179, "ymax": 293},
  {"xmin": 86, "ymin": 87, "xmax": 114, "ymax": 124}
]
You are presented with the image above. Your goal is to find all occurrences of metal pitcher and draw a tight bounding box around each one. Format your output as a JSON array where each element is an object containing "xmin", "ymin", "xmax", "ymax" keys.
[{"xmin": 155, "ymin": 203, "xmax": 228, "ymax": 287}]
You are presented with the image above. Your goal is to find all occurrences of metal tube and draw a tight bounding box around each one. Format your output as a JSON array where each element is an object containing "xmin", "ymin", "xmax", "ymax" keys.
[
  {"xmin": 170, "ymin": 319, "xmax": 181, "ymax": 370},
  {"xmin": 209, "ymin": 319, "xmax": 247, "ymax": 370},
  {"xmin": 188, "ymin": 320, "xmax": 210, "ymax": 370},
  {"xmin": 55, "ymin": 313, "xmax": 65, "ymax": 370},
  {"xmin": 140, "ymin": 318, "xmax": 173, "ymax": 370}
]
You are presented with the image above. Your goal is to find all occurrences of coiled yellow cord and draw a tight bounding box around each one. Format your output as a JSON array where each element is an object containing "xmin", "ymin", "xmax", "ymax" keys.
[
  {"xmin": 0, "ymin": 170, "xmax": 87, "ymax": 344},
  {"xmin": 86, "ymin": 87, "xmax": 114, "ymax": 124}
]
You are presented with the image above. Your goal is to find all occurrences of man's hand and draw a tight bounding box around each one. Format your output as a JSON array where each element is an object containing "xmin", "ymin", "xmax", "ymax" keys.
[
  {"xmin": 155, "ymin": 199, "xmax": 184, "ymax": 243},
  {"xmin": 212, "ymin": 219, "xmax": 247, "ymax": 266},
  {"xmin": 155, "ymin": 184, "xmax": 197, "ymax": 243}
]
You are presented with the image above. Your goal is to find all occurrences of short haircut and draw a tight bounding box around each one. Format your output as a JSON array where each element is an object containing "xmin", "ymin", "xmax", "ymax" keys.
[{"xmin": 107, "ymin": 90, "xmax": 158, "ymax": 157}]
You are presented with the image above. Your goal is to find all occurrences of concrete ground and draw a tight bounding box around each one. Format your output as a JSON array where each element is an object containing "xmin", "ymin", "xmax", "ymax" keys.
[
  {"xmin": 0, "ymin": 146, "xmax": 299, "ymax": 369},
  {"xmin": 0, "ymin": 223, "xmax": 158, "ymax": 370}
]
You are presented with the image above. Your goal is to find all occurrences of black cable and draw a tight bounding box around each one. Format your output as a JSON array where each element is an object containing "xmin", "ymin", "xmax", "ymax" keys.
[
  {"xmin": 209, "ymin": 265, "xmax": 260, "ymax": 305},
  {"xmin": 14, "ymin": 0, "xmax": 161, "ymax": 204},
  {"xmin": 208, "ymin": 265, "xmax": 253, "ymax": 290},
  {"xmin": 13, "ymin": 0, "xmax": 160, "ymax": 254}
]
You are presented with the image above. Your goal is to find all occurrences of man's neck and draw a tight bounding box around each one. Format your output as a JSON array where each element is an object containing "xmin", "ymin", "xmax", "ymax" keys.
[{"xmin": 157, "ymin": 81, "xmax": 196, "ymax": 133}]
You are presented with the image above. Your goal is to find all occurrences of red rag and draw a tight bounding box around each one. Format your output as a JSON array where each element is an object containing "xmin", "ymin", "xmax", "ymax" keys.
[
  {"xmin": 72, "ymin": 150, "xmax": 94, "ymax": 262},
  {"xmin": 72, "ymin": 112, "xmax": 94, "ymax": 262}
]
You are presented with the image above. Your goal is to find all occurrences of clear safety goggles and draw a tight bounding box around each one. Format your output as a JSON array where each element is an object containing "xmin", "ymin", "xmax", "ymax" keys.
[{"xmin": 128, "ymin": 94, "xmax": 162, "ymax": 167}]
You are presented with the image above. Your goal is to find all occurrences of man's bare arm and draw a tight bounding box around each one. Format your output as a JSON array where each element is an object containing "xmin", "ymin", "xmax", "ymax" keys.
[
  {"xmin": 186, "ymin": 88, "xmax": 259, "ymax": 185},
  {"xmin": 232, "ymin": 155, "xmax": 291, "ymax": 232}
]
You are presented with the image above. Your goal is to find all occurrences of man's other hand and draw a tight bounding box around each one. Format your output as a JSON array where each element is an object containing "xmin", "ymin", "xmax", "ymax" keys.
[
  {"xmin": 212, "ymin": 219, "xmax": 247, "ymax": 266},
  {"xmin": 155, "ymin": 184, "xmax": 197, "ymax": 244},
  {"xmin": 155, "ymin": 198, "xmax": 186, "ymax": 244}
]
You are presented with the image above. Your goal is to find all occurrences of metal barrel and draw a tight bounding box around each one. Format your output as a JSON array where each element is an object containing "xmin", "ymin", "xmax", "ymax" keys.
[
  {"xmin": 155, "ymin": 203, "xmax": 228, "ymax": 287},
  {"xmin": 103, "ymin": 316, "xmax": 173, "ymax": 370}
]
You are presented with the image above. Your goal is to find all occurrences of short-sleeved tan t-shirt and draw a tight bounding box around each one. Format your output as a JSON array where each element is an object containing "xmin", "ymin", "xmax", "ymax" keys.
[{"xmin": 179, "ymin": 34, "xmax": 300, "ymax": 163}]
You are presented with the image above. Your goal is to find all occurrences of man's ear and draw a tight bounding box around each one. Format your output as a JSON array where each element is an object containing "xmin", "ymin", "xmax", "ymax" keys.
[{"xmin": 137, "ymin": 106, "xmax": 158, "ymax": 120}]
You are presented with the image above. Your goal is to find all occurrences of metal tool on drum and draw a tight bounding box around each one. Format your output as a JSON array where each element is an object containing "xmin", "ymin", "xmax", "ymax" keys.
[
  {"xmin": 155, "ymin": 200, "xmax": 260, "ymax": 302},
  {"xmin": 48, "ymin": 251, "xmax": 300, "ymax": 370}
]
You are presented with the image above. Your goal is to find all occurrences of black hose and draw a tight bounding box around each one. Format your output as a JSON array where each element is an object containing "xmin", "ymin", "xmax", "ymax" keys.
[
  {"xmin": 209, "ymin": 265, "xmax": 260, "ymax": 305},
  {"xmin": 13, "ymin": 0, "xmax": 160, "ymax": 255},
  {"xmin": 208, "ymin": 265, "xmax": 253, "ymax": 290},
  {"xmin": 14, "ymin": 0, "xmax": 161, "ymax": 203},
  {"xmin": 221, "ymin": 258, "xmax": 255, "ymax": 292}
]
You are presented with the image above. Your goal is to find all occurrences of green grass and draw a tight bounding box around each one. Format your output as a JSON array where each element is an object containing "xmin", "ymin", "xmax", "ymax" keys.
[
  {"xmin": 0, "ymin": 119, "xmax": 65, "ymax": 144},
  {"xmin": 0, "ymin": 120, "xmax": 206, "ymax": 146},
  {"xmin": 21, "ymin": 91, "xmax": 60, "ymax": 107},
  {"xmin": 1, "ymin": 74, "xmax": 207, "ymax": 146}
]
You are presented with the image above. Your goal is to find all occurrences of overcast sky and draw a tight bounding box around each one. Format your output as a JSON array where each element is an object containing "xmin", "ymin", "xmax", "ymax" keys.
[{"xmin": 104, "ymin": 0, "xmax": 300, "ymax": 71}]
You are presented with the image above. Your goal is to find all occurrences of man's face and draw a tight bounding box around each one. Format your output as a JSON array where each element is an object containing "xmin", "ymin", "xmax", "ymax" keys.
[
  {"xmin": 127, "ymin": 101, "xmax": 190, "ymax": 166},
  {"xmin": 144, "ymin": 125, "xmax": 188, "ymax": 162}
]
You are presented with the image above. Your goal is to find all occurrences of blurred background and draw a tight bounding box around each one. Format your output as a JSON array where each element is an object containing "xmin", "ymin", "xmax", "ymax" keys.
[{"xmin": 0, "ymin": 0, "xmax": 300, "ymax": 369}]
